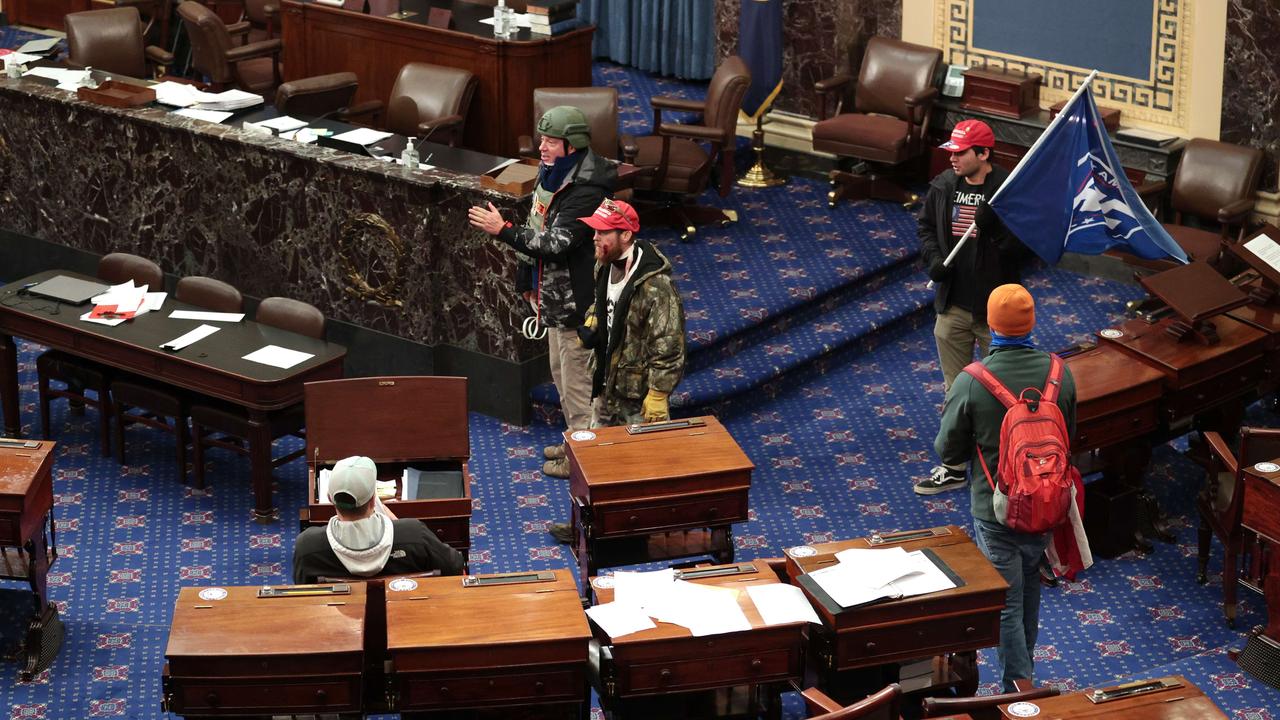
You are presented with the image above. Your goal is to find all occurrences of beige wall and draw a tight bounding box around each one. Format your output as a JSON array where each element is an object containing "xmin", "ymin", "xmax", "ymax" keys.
[{"xmin": 901, "ymin": 0, "xmax": 1225, "ymax": 139}]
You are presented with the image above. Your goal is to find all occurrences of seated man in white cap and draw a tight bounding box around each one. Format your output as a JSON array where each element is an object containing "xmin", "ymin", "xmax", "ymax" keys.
[{"xmin": 292, "ymin": 456, "xmax": 464, "ymax": 584}]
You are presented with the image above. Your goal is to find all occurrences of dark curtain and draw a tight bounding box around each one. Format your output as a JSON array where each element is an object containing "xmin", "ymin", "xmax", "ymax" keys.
[{"xmin": 580, "ymin": 0, "xmax": 716, "ymax": 80}]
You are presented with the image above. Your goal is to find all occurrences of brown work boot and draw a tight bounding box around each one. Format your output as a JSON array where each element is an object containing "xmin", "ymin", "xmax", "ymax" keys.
[
  {"xmin": 543, "ymin": 442, "xmax": 566, "ymax": 460},
  {"xmin": 549, "ymin": 523, "xmax": 574, "ymax": 544},
  {"xmin": 542, "ymin": 457, "xmax": 570, "ymax": 479}
]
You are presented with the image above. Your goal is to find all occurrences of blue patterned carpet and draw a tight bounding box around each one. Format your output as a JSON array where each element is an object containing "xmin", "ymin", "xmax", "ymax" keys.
[{"xmin": 0, "ymin": 58, "xmax": 1277, "ymax": 719}]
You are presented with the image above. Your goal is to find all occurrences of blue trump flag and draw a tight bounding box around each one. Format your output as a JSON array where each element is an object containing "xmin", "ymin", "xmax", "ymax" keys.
[
  {"xmin": 739, "ymin": 0, "xmax": 783, "ymax": 120},
  {"xmin": 988, "ymin": 84, "xmax": 1188, "ymax": 265}
]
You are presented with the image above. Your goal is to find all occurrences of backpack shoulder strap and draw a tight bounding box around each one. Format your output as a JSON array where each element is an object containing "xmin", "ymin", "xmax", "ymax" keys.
[
  {"xmin": 1041, "ymin": 353, "xmax": 1064, "ymax": 404},
  {"xmin": 961, "ymin": 361, "xmax": 1017, "ymax": 409}
]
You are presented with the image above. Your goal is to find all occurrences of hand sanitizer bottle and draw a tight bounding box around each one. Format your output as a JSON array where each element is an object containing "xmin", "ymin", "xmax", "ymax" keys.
[
  {"xmin": 493, "ymin": 0, "xmax": 509, "ymax": 37},
  {"xmin": 401, "ymin": 137, "xmax": 419, "ymax": 169}
]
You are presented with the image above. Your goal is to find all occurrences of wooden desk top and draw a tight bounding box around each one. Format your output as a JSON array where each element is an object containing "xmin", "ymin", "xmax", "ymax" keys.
[
  {"xmin": 385, "ymin": 569, "xmax": 590, "ymax": 670},
  {"xmin": 999, "ymin": 676, "xmax": 1226, "ymax": 719},
  {"xmin": 567, "ymin": 417, "xmax": 754, "ymax": 503},
  {"xmin": 1063, "ymin": 344, "xmax": 1164, "ymax": 413},
  {"xmin": 166, "ymin": 584, "xmax": 366, "ymax": 661},
  {"xmin": 1098, "ymin": 316, "xmax": 1265, "ymax": 387},
  {"xmin": 0, "ymin": 439, "xmax": 55, "ymax": 544},
  {"xmin": 590, "ymin": 559, "xmax": 799, "ymax": 644},
  {"xmin": 1242, "ymin": 458, "xmax": 1280, "ymax": 544}
]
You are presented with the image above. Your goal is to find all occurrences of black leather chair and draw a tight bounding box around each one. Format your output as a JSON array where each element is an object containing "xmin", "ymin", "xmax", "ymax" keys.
[
  {"xmin": 802, "ymin": 684, "xmax": 901, "ymax": 719},
  {"xmin": 65, "ymin": 6, "xmax": 174, "ymax": 79},
  {"xmin": 274, "ymin": 72, "xmax": 360, "ymax": 120},
  {"xmin": 177, "ymin": 0, "xmax": 281, "ymax": 92}
]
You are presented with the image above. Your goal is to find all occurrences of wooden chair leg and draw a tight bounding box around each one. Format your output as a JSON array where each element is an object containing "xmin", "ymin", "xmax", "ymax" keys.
[
  {"xmin": 1225, "ymin": 545, "xmax": 1239, "ymax": 628},
  {"xmin": 37, "ymin": 372, "xmax": 52, "ymax": 439},
  {"xmin": 1197, "ymin": 516, "xmax": 1212, "ymax": 584},
  {"xmin": 176, "ymin": 415, "xmax": 190, "ymax": 484},
  {"xmin": 97, "ymin": 383, "xmax": 113, "ymax": 457},
  {"xmin": 114, "ymin": 404, "xmax": 128, "ymax": 466},
  {"xmin": 191, "ymin": 422, "xmax": 206, "ymax": 491}
]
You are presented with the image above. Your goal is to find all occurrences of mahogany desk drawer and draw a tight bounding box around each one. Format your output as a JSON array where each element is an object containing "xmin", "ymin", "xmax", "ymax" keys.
[
  {"xmin": 623, "ymin": 647, "xmax": 794, "ymax": 694},
  {"xmin": 597, "ymin": 492, "xmax": 747, "ymax": 536},
  {"xmin": 1164, "ymin": 360, "xmax": 1264, "ymax": 421},
  {"xmin": 401, "ymin": 668, "xmax": 581, "ymax": 708},
  {"xmin": 1074, "ymin": 403, "xmax": 1158, "ymax": 451},
  {"xmin": 0, "ymin": 515, "xmax": 18, "ymax": 546},
  {"xmin": 172, "ymin": 676, "xmax": 360, "ymax": 714},
  {"xmin": 835, "ymin": 612, "xmax": 999, "ymax": 668},
  {"xmin": 425, "ymin": 515, "xmax": 471, "ymax": 548}
]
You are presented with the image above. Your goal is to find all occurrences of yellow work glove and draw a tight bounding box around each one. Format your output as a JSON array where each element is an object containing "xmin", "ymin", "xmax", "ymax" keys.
[
  {"xmin": 642, "ymin": 389, "xmax": 670, "ymax": 423},
  {"xmin": 584, "ymin": 314, "xmax": 597, "ymax": 331}
]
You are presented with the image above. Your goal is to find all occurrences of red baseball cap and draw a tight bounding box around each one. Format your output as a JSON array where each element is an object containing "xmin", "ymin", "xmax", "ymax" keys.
[
  {"xmin": 939, "ymin": 119, "xmax": 995, "ymax": 152},
  {"xmin": 580, "ymin": 198, "xmax": 640, "ymax": 232}
]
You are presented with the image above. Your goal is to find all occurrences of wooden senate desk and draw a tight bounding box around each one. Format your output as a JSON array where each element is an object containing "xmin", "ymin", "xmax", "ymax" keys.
[
  {"xmin": 0, "ymin": 271, "xmax": 347, "ymax": 522},
  {"xmin": 0, "ymin": 438, "xmax": 60, "ymax": 680},
  {"xmin": 163, "ymin": 583, "xmax": 367, "ymax": 717},
  {"xmin": 301, "ymin": 377, "xmax": 473, "ymax": 554},
  {"xmin": 567, "ymin": 417, "xmax": 754, "ymax": 597},
  {"xmin": 784, "ymin": 526, "xmax": 1006, "ymax": 699},
  {"xmin": 999, "ymin": 675, "xmax": 1226, "ymax": 719},
  {"xmin": 588, "ymin": 559, "xmax": 805, "ymax": 719},
  {"xmin": 1239, "ymin": 458, "xmax": 1280, "ymax": 686},
  {"xmin": 385, "ymin": 569, "xmax": 591, "ymax": 717},
  {"xmin": 281, "ymin": 0, "xmax": 594, "ymax": 156}
]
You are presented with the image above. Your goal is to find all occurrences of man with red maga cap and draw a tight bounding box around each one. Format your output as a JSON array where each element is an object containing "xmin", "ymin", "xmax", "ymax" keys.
[
  {"xmin": 933, "ymin": 284, "xmax": 1076, "ymax": 692},
  {"xmin": 577, "ymin": 198, "xmax": 686, "ymax": 428},
  {"xmin": 917, "ymin": 119, "xmax": 1034, "ymax": 495}
]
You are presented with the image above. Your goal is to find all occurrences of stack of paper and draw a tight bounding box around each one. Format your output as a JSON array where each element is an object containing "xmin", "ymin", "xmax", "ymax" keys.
[
  {"xmin": 195, "ymin": 88, "xmax": 263, "ymax": 111},
  {"xmin": 81, "ymin": 282, "xmax": 165, "ymax": 326},
  {"xmin": 331, "ymin": 127, "xmax": 392, "ymax": 146},
  {"xmin": 151, "ymin": 81, "xmax": 263, "ymax": 111},
  {"xmin": 807, "ymin": 546, "xmax": 956, "ymax": 608},
  {"xmin": 24, "ymin": 66, "xmax": 91, "ymax": 89}
]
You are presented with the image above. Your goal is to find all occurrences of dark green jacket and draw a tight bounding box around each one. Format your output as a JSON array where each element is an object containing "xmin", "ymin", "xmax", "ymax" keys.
[{"xmin": 934, "ymin": 346, "xmax": 1077, "ymax": 523}]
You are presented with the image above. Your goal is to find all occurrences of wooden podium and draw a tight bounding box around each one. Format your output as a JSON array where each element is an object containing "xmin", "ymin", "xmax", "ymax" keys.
[
  {"xmin": 783, "ymin": 526, "xmax": 1006, "ymax": 699},
  {"xmin": 163, "ymin": 583, "xmax": 367, "ymax": 717},
  {"xmin": 0, "ymin": 438, "xmax": 61, "ymax": 681},
  {"xmin": 301, "ymin": 377, "xmax": 473, "ymax": 554},
  {"xmin": 588, "ymin": 559, "xmax": 804, "ymax": 719},
  {"xmin": 385, "ymin": 569, "xmax": 591, "ymax": 716},
  {"xmin": 566, "ymin": 417, "xmax": 754, "ymax": 596}
]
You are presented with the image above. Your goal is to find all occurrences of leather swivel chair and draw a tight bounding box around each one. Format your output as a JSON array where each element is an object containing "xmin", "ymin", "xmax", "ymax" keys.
[
  {"xmin": 812, "ymin": 36, "xmax": 942, "ymax": 209},
  {"xmin": 922, "ymin": 682, "xmax": 1059, "ymax": 719},
  {"xmin": 65, "ymin": 7, "xmax": 174, "ymax": 79},
  {"xmin": 1115, "ymin": 138, "xmax": 1264, "ymax": 274},
  {"xmin": 188, "ymin": 297, "xmax": 326, "ymax": 490},
  {"xmin": 36, "ymin": 253, "xmax": 165, "ymax": 456},
  {"xmin": 110, "ymin": 276, "xmax": 243, "ymax": 481},
  {"xmin": 802, "ymin": 684, "xmax": 902, "ymax": 719},
  {"xmin": 631, "ymin": 55, "xmax": 751, "ymax": 242},
  {"xmin": 274, "ymin": 73, "xmax": 360, "ymax": 119},
  {"xmin": 369, "ymin": 62, "xmax": 479, "ymax": 148},
  {"xmin": 242, "ymin": 0, "xmax": 280, "ymax": 39},
  {"xmin": 177, "ymin": 0, "xmax": 281, "ymax": 92},
  {"xmin": 1198, "ymin": 427, "xmax": 1280, "ymax": 627}
]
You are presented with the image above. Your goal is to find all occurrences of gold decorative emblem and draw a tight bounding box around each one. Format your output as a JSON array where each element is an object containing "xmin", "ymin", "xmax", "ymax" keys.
[{"xmin": 337, "ymin": 212, "xmax": 406, "ymax": 308}]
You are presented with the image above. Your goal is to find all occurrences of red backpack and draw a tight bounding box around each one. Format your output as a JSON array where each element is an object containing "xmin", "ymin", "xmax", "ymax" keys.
[{"xmin": 962, "ymin": 354, "xmax": 1073, "ymax": 533}]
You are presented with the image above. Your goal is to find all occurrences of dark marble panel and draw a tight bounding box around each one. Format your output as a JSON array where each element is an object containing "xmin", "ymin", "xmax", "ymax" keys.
[
  {"xmin": 0, "ymin": 79, "xmax": 541, "ymax": 368},
  {"xmin": 714, "ymin": 0, "xmax": 903, "ymax": 119},
  {"xmin": 1223, "ymin": 0, "xmax": 1280, "ymax": 189}
]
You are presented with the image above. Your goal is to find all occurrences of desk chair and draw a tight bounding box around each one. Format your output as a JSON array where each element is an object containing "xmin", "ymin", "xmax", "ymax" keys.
[
  {"xmin": 1115, "ymin": 138, "xmax": 1264, "ymax": 274},
  {"xmin": 65, "ymin": 7, "xmax": 175, "ymax": 79},
  {"xmin": 110, "ymin": 276, "xmax": 242, "ymax": 481},
  {"xmin": 36, "ymin": 253, "xmax": 165, "ymax": 456},
  {"xmin": 242, "ymin": 0, "xmax": 280, "ymax": 40},
  {"xmin": 922, "ymin": 682, "xmax": 1059, "ymax": 719},
  {"xmin": 377, "ymin": 62, "xmax": 479, "ymax": 148},
  {"xmin": 802, "ymin": 684, "xmax": 901, "ymax": 719},
  {"xmin": 189, "ymin": 297, "xmax": 325, "ymax": 491},
  {"xmin": 1199, "ymin": 427, "xmax": 1280, "ymax": 627},
  {"xmin": 812, "ymin": 36, "xmax": 942, "ymax": 209},
  {"xmin": 630, "ymin": 55, "xmax": 751, "ymax": 242},
  {"xmin": 177, "ymin": 0, "xmax": 281, "ymax": 92},
  {"xmin": 274, "ymin": 72, "xmax": 360, "ymax": 120}
]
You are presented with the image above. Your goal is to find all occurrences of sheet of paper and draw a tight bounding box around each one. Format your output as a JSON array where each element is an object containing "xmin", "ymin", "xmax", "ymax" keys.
[
  {"xmin": 18, "ymin": 37, "xmax": 61, "ymax": 54},
  {"xmin": 887, "ymin": 550, "xmax": 958, "ymax": 598},
  {"xmin": 280, "ymin": 129, "xmax": 319, "ymax": 143},
  {"xmin": 242, "ymin": 345, "xmax": 315, "ymax": 369},
  {"xmin": 161, "ymin": 324, "xmax": 220, "ymax": 351},
  {"xmin": 169, "ymin": 310, "xmax": 245, "ymax": 322},
  {"xmin": 479, "ymin": 12, "xmax": 532, "ymax": 27},
  {"xmin": 745, "ymin": 583, "xmax": 821, "ymax": 626},
  {"xmin": 317, "ymin": 468, "xmax": 331, "ymax": 503},
  {"xmin": 808, "ymin": 562, "xmax": 901, "ymax": 608},
  {"xmin": 173, "ymin": 108, "xmax": 233, "ymax": 124},
  {"xmin": 833, "ymin": 546, "xmax": 918, "ymax": 588},
  {"xmin": 612, "ymin": 568, "xmax": 674, "ymax": 611},
  {"xmin": 1243, "ymin": 232, "xmax": 1280, "ymax": 275},
  {"xmin": 142, "ymin": 292, "xmax": 167, "ymax": 312},
  {"xmin": 194, "ymin": 88, "xmax": 262, "ymax": 111},
  {"xmin": 25, "ymin": 66, "xmax": 89, "ymax": 84},
  {"xmin": 331, "ymin": 127, "xmax": 392, "ymax": 146},
  {"xmin": 79, "ymin": 310, "xmax": 126, "ymax": 327},
  {"xmin": 585, "ymin": 601, "xmax": 656, "ymax": 639},
  {"xmin": 152, "ymin": 80, "xmax": 204, "ymax": 107},
  {"xmin": 645, "ymin": 581, "xmax": 751, "ymax": 637},
  {"xmin": 2, "ymin": 51, "xmax": 42, "ymax": 66},
  {"xmin": 257, "ymin": 115, "xmax": 309, "ymax": 132}
]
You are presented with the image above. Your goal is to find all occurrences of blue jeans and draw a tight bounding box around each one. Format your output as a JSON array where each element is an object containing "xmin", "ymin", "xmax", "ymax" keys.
[{"xmin": 973, "ymin": 518, "xmax": 1051, "ymax": 692}]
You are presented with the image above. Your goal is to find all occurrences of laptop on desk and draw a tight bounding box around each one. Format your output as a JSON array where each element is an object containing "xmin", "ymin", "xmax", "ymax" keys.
[{"xmin": 25, "ymin": 276, "xmax": 110, "ymax": 305}]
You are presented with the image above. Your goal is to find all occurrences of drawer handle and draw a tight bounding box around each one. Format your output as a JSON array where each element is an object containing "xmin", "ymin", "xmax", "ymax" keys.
[
  {"xmin": 315, "ymin": 689, "xmax": 328, "ymax": 704},
  {"xmin": 440, "ymin": 686, "xmax": 451, "ymax": 696},
  {"xmin": 707, "ymin": 507, "xmax": 720, "ymax": 519},
  {"xmin": 865, "ymin": 641, "xmax": 876, "ymax": 652},
  {"xmin": 629, "ymin": 515, "xmax": 638, "ymax": 524},
  {"xmin": 205, "ymin": 692, "xmax": 219, "ymax": 708},
  {"xmin": 535, "ymin": 680, "xmax": 546, "ymax": 693},
  {"xmin": 750, "ymin": 658, "xmax": 763, "ymax": 672},
  {"xmin": 1078, "ymin": 433, "xmax": 1088, "ymax": 444},
  {"xmin": 966, "ymin": 626, "xmax": 976, "ymax": 635},
  {"xmin": 659, "ymin": 669, "xmax": 673, "ymax": 684}
]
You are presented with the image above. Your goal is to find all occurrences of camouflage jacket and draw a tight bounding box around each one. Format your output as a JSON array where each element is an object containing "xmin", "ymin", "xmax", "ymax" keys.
[
  {"xmin": 581, "ymin": 239, "xmax": 686, "ymax": 401},
  {"xmin": 496, "ymin": 148, "xmax": 616, "ymax": 328}
]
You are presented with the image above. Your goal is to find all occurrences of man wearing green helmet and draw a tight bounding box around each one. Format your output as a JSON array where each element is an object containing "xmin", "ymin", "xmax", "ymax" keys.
[{"xmin": 468, "ymin": 106, "xmax": 617, "ymax": 479}]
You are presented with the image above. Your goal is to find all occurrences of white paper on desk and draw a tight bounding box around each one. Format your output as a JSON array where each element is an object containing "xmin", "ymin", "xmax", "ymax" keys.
[
  {"xmin": 833, "ymin": 546, "xmax": 916, "ymax": 589},
  {"xmin": 647, "ymin": 581, "xmax": 751, "ymax": 637},
  {"xmin": 745, "ymin": 583, "xmax": 821, "ymax": 626},
  {"xmin": 3, "ymin": 51, "xmax": 42, "ymax": 66},
  {"xmin": 331, "ymin": 127, "xmax": 392, "ymax": 146},
  {"xmin": 886, "ymin": 550, "xmax": 957, "ymax": 598},
  {"xmin": 612, "ymin": 568, "xmax": 674, "ymax": 611},
  {"xmin": 280, "ymin": 128, "xmax": 319, "ymax": 144},
  {"xmin": 142, "ymin": 292, "xmax": 167, "ymax": 312},
  {"xmin": 479, "ymin": 12, "xmax": 532, "ymax": 28},
  {"xmin": 161, "ymin": 323, "xmax": 220, "ymax": 351},
  {"xmin": 257, "ymin": 115, "xmax": 309, "ymax": 132},
  {"xmin": 1243, "ymin": 232, "xmax": 1280, "ymax": 275},
  {"xmin": 26, "ymin": 66, "xmax": 89, "ymax": 84},
  {"xmin": 152, "ymin": 80, "xmax": 204, "ymax": 107},
  {"xmin": 242, "ymin": 345, "xmax": 315, "ymax": 369},
  {"xmin": 808, "ymin": 562, "xmax": 903, "ymax": 609},
  {"xmin": 79, "ymin": 310, "xmax": 127, "ymax": 327},
  {"xmin": 173, "ymin": 108, "xmax": 233, "ymax": 124},
  {"xmin": 585, "ymin": 601, "xmax": 656, "ymax": 639},
  {"xmin": 170, "ymin": 310, "xmax": 245, "ymax": 322},
  {"xmin": 317, "ymin": 468, "xmax": 332, "ymax": 504}
]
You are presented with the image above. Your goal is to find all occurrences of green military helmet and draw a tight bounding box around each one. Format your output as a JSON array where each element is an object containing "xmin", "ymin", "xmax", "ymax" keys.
[{"xmin": 537, "ymin": 105, "xmax": 591, "ymax": 150}]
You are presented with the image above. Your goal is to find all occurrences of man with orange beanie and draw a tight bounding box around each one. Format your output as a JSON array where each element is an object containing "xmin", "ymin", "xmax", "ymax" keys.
[{"xmin": 928, "ymin": 284, "xmax": 1076, "ymax": 692}]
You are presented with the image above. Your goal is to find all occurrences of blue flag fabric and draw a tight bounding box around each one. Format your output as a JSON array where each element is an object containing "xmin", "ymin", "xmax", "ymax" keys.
[
  {"xmin": 738, "ymin": 0, "xmax": 783, "ymax": 120},
  {"xmin": 989, "ymin": 87, "xmax": 1188, "ymax": 264}
]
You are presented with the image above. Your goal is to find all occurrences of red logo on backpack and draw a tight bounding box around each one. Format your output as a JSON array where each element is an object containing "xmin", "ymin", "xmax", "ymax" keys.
[{"xmin": 962, "ymin": 354, "xmax": 1073, "ymax": 533}]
